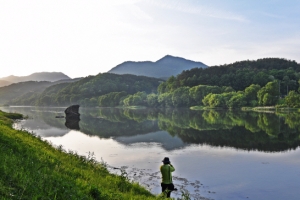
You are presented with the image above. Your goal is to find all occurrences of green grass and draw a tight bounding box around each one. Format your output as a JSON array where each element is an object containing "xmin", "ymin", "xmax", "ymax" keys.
[{"xmin": 0, "ymin": 110, "xmax": 171, "ymax": 200}]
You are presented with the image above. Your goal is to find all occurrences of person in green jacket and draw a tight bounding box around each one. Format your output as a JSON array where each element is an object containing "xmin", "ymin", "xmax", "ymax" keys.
[{"xmin": 160, "ymin": 157, "xmax": 176, "ymax": 198}]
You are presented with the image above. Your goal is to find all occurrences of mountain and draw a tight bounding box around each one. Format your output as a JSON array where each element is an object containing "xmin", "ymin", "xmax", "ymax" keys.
[
  {"xmin": 108, "ymin": 55, "xmax": 208, "ymax": 78},
  {"xmin": 9, "ymin": 73, "xmax": 163, "ymax": 106},
  {"xmin": 159, "ymin": 58, "xmax": 300, "ymax": 93},
  {"xmin": 0, "ymin": 81, "xmax": 54, "ymax": 105},
  {"xmin": 0, "ymin": 72, "xmax": 71, "ymax": 84},
  {"xmin": 0, "ymin": 80, "xmax": 12, "ymax": 87},
  {"xmin": 0, "ymin": 78, "xmax": 82, "ymax": 105}
]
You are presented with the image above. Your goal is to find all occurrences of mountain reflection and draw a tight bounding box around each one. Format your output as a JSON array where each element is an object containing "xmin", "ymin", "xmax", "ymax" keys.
[
  {"xmin": 74, "ymin": 108, "xmax": 300, "ymax": 152},
  {"xmin": 3, "ymin": 106, "xmax": 300, "ymax": 152}
]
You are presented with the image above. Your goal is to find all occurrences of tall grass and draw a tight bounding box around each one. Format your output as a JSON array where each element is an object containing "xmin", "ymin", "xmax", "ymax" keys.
[{"xmin": 0, "ymin": 110, "xmax": 170, "ymax": 200}]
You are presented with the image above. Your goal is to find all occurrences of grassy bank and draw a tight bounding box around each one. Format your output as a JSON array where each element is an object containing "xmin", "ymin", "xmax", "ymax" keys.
[{"xmin": 0, "ymin": 110, "xmax": 163, "ymax": 199}]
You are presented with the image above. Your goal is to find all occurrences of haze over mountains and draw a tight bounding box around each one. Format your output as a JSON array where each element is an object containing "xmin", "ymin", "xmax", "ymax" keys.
[
  {"xmin": 108, "ymin": 55, "xmax": 208, "ymax": 78},
  {"xmin": 0, "ymin": 72, "xmax": 71, "ymax": 87},
  {"xmin": 1, "ymin": 56, "xmax": 299, "ymax": 108},
  {"xmin": 0, "ymin": 55, "xmax": 206, "ymax": 87}
]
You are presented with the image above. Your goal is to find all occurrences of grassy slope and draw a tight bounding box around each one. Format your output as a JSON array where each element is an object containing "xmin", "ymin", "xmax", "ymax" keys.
[{"xmin": 0, "ymin": 110, "xmax": 163, "ymax": 200}]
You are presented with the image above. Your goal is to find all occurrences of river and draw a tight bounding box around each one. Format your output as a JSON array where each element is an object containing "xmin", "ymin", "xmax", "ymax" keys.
[{"xmin": 2, "ymin": 106, "xmax": 300, "ymax": 200}]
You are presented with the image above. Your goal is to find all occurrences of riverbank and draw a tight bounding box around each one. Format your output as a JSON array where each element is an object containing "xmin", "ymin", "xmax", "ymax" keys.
[{"xmin": 0, "ymin": 110, "xmax": 161, "ymax": 199}]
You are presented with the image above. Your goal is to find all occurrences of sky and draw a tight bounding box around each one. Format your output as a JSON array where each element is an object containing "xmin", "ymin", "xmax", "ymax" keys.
[{"xmin": 1, "ymin": 0, "xmax": 300, "ymax": 78}]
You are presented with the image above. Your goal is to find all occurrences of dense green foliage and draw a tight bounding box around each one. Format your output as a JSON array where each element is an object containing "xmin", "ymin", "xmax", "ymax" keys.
[
  {"xmin": 0, "ymin": 81, "xmax": 54, "ymax": 105},
  {"xmin": 122, "ymin": 58, "xmax": 300, "ymax": 109},
  {"xmin": 3, "ymin": 58, "xmax": 300, "ymax": 109},
  {"xmin": 10, "ymin": 73, "xmax": 162, "ymax": 107},
  {"xmin": 159, "ymin": 58, "xmax": 300, "ymax": 93},
  {"xmin": 283, "ymin": 84, "xmax": 300, "ymax": 108},
  {"xmin": 0, "ymin": 110, "xmax": 165, "ymax": 199}
]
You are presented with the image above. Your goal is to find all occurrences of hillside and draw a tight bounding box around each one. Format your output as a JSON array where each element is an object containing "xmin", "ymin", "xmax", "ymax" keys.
[
  {"xmin": 10, "ymin": 73, "xmax": 163, "ymax": 106},
  {"xmin": 110, "ymin": 58, "xmax": 300, "ymax": 109},
  {"xmin": 0, "ymin": 72, "xmax": 71, "ymax": 83},
  {"xmin": 0, "ymin": 78, "xmax": 81, "ymax": 105},
  {"xmin": 0, "ymin": 80, "xmax": 11, "ymax": 87},
  {"xmin": 159, "ymin": 58, "xmax": 300, "ymax": 93},
  {"xmin": 108, "ymin": 55, "xmax": 208, "ymax": 78},
  {"xmin": 0, "ymin": 81, "xmax": 53, "ymax": 105},
  {"xmin": 0, "ymin": 110, "xmax": 156, "ymax": 199}
]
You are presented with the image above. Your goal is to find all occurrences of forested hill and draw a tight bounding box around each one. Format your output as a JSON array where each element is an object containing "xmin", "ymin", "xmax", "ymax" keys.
[
  {"xmin": 10, "ymin": 73, "xmax": 163, "ymax": 106},
  {"xmin": 0, "ymin": 81, "xmax": 55, "ymax": 105},
  {"xmin": 108, "ymin": 55, "xmax": 208, "ymax": 78},
  {"xmin": 0, "ymin": 78, "xmax": 81, "ymax": 105},
  {"xmin": 158, "ymin": 58, "xmax": 300, "ymax": 93}
]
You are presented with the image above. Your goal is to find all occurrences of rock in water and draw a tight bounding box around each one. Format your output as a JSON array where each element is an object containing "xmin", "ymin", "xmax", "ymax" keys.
[
  {"xmin": 65, "ymin": 119, "xmax": 80, "ymax": 130},
  {"xmin": 65, "ymin": 105, "xmax": 80, "ymax": 120}
]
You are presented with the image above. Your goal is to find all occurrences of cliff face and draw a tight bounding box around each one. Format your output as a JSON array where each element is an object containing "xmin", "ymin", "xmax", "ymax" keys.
[{"xmin": 108, "ymin": 55, "xmax": 208, "ymax": 78}]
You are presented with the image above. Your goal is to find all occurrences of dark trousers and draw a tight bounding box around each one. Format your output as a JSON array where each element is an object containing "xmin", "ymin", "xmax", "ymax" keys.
[{"xmin": 161, "ymin": 183, "xmax": 173, "ymax": 198}]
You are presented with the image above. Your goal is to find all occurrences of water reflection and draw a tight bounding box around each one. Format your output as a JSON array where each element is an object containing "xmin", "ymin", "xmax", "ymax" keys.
[
  {"xmin": 78, "ymin": 108, "xmax": 300, "ymax": 152},
  {"xmin": 3, "ymin": 106, "xmax": 300, "ymax": 152},
  {"xmin": 65, "ymin": 118, "xmax": 80, "ymax": 130},
  {"xmin": 115, "ymin": 131, "xmax": 187, "ymax": 151},
  {"xmin": 3, "ymin": 106, "xmax": 300, "ymax": 200}
]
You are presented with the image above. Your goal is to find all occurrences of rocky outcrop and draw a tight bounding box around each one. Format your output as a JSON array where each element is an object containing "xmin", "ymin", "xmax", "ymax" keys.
[
  {"xmin": 65, "ymin": 105, "xmax": 80, "ymax": 120},
  {"xmin": 64, "ymin": 105, "xmax": 80, "ymax": 130}
]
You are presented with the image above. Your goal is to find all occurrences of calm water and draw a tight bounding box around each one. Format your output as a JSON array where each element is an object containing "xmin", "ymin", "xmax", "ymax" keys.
[{"xmin": 2, "ymin": 106, "xmax": 300, "ymax": 200}]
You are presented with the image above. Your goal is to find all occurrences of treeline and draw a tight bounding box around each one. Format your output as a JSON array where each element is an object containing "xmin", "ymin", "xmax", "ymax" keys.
[
  {"xmin": 117, "ymin": 58, "xmax": 300, "ymax": 108},
  {"xmin": 110, "ymin": 81, "xmax": 278, "ymax": 108},
  {"xmin": 158, "ymin": 58, "xmax": 300, "ymax": 93},
  {"xmin": 10, "ymin": 73, "xmax": 162, "ymax": 106},
  {"xmin": 7, "ymin": 58, "xmax": 300, "ymax": 108},
  {"xmin": 122, "ymin": 81, "xmax": 300, "ymax": 109},
  {"xmin": 0, "ymin": 81, "xmax": 54, "ymax": 105}
]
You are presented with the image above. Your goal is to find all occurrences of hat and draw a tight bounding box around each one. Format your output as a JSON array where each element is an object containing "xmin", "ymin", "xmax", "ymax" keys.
[{"xmin": 162, "ymin": 157, "xmax": 170, "ymax": 164}]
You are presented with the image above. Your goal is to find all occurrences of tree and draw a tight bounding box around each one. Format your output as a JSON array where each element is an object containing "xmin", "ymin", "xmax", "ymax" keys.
[
  {"xmin": 146, "ymin": 94, "xmax": 159, "ymax": 107},
  {"xmin": 158, "ymin": 93, "xmax": 173, "ymax": 107},
  {"xmin": 172, "ymin": 87, "xmax": 190, "ymax": 107},
  {"xmin": 203, "ymin": 93, "xmax": 225, "ymax": 108},
  {"xmin": 189, "ymin": 85, "xmax": 222, "ymax": 105},
  {"xmin": 285, "ymin": 91, "xmax": 300, "ymax": 108},
  {"xmin": 257, "ymin": 81, "xmax": 279, "ymax": 106},
  {"xmin": 123, "ymin": 92, "xmax": 147, "ymax": 106},
  {"xmin": 98, "ymin": 91, "xmax": 127, "ymax": 107},
  {"xmin": 227, "ymin": 93, "xmax": 247, "ymax": 108},
  {"xmin": 244, "ymin": 84, "xmax": 260, "ymax": 106}
]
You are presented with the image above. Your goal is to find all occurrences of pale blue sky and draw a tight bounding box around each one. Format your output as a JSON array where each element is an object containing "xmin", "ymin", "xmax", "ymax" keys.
[{"xmin": 1, "ymin": 0, "xmax": 299, "ymax": 78}]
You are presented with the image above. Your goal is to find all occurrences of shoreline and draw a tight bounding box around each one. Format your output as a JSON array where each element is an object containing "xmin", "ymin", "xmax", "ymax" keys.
[{"xmin": 0, "ymin": 110, "xmax": 158, "ymax": 199}]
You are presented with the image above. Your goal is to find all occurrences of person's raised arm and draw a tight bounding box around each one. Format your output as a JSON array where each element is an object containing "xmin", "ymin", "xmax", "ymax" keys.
[{"xmin": 169, "ymin": 163, "xmax": 175, "ymax": 172}]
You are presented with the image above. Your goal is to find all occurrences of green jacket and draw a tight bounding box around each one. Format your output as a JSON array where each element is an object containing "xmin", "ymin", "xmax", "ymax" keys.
[{"xmin": 160, "ymin": 164, "xmax": 175, "ymax": 184}]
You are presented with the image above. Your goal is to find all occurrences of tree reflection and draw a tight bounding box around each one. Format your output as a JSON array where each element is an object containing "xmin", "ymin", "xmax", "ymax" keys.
[
  {"xmin": 71, "ymin": 108, "xmax": 300, "ymax": 152},
  {"xmin": 12, "ymin": 107, "xmax": 300, "ymax": 152}
]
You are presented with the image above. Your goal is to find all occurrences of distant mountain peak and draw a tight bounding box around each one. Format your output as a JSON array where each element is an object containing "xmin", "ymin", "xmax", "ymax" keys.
[
  {"xmin": 0, "ymin": 72, "xmax": 71, "ymax": 84},
  {"xmin": 156, "ymin": 55, "xmax": 178, "ymax": 62},
  {"xmin": 108, "ymin": 55, "xmax": 208, "ymax": 78},
  {"xmin": 158, "ymin": 55, "xmax": 181, "ymax": 59},
  {"xmin": 160, "ymin": 54, "xmax": 174, "ymax": 59}
]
